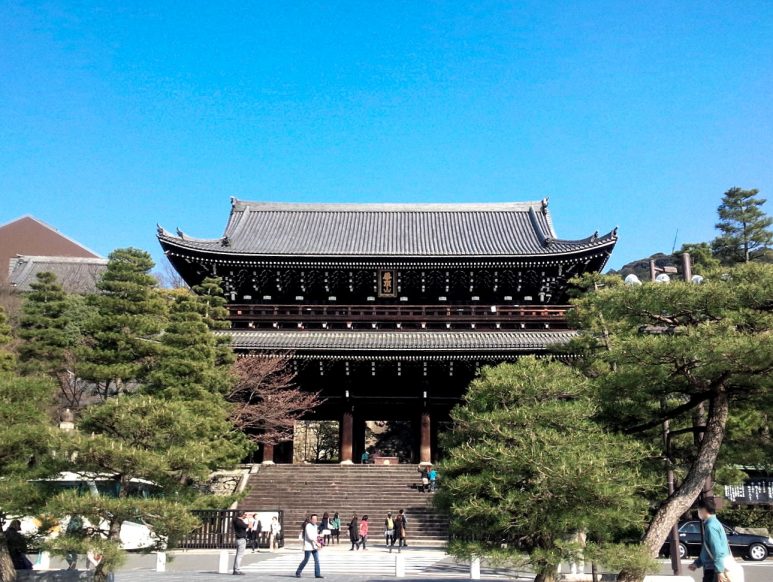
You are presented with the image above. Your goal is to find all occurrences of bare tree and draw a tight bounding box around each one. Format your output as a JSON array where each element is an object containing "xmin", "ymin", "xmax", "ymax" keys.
[
  {"xmin": 154, "ymin": 256, "xmax": 188, "ymax": 289},
  {"xmin": 229, "ymin": 355, "xmax": 323, "ymax": 447},
  {"xmin": 0, "ymin": 286, "xmax": 23, "ymax": 327},
  {"xmin": 56, "ymin": 350, "xmax": 91, "ymax": 410}
]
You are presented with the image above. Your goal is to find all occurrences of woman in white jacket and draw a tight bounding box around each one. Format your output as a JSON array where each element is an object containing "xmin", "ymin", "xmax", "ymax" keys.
[{"xmin": 295, "ymin": 514, "xmax": 323, "ymax": 578}]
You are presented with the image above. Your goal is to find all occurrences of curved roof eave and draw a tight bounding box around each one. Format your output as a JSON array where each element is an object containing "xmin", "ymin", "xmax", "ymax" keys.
[{"xmin": 157, "ymin": 231, "xmax": 617, "ymax": 261}]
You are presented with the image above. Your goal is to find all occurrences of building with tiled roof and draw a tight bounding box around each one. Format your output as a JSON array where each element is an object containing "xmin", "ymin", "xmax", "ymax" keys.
[
  {"xmin": 8, "ymin": 255, "xmax": 108, "ymax": 293},
  {"xmin": 0, "ymin": 215, "xmax": 101, "ymax": 286},
  {"xmin": 159, "ymin": 198, "xmax": 617, "ymax": 465}
]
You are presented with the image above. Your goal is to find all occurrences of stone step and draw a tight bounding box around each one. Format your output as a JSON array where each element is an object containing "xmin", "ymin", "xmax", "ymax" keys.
[{"xmin": 240, "ymin": 465, "xmax": 449, "ymax": 545}]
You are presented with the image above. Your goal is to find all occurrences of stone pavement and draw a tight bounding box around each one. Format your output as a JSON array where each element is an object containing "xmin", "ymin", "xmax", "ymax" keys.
[
  {"xmin": 28, "ymin": 546, "xmax": 773, "ymax": 582},
  {"xmin": 41, "ymin": 544, "xmax": 530, "ymax": 581}
]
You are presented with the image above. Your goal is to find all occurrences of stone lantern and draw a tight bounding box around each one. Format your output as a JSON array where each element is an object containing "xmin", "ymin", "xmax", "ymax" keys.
[{"xmin": 59, "ymin": 408, "xmax": 75, "ymax": 431}]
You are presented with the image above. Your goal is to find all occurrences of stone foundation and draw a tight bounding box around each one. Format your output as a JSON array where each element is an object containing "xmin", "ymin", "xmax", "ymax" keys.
[{"xmin": 204, "ymin": 468, "xmax": 249, "ymax": 496}]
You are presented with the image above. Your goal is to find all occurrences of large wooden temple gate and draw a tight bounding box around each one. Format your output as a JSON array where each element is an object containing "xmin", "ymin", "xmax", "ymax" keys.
[{"xmin": 158, "ymin": 199, "xmax": 617, "ymax": 464}]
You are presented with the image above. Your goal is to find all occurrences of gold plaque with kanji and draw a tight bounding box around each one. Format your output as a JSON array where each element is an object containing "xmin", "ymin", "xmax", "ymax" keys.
[{"xmin": 378, "ymin": 269, "xmax": 397, "ymax": 298}]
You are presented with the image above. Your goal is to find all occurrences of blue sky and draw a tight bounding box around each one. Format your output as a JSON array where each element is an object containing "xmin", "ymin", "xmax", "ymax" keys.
[{"xmin": 1, "ymin": 1, "xmax": 771, "ymax": 270}]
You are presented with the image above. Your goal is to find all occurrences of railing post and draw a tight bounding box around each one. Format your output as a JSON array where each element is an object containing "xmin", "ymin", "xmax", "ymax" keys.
[
  {"xmin": 218, "ymin": 550, "xmax": 230, "ymax": 574},
  {"xmin": 395, "ymin": 553, "xmax": 406, "ymax": 577},
  {"xmin": 156, "ymin": 551, "xmax": 166, "ymax": 572},
  {"xmin": 470, "ymin": 556, "xmax": 481, "ymax": 579}
]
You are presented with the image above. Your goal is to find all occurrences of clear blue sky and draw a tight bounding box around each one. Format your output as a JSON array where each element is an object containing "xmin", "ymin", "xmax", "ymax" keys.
[{"xmin": 1, "ymin": 1, "xmax": 771, "ymax": 270}]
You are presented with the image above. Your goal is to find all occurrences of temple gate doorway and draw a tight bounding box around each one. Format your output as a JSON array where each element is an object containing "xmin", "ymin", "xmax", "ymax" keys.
[{"xmin": 364, "ymin": 420, "xmax": 414, "ymax": 464}]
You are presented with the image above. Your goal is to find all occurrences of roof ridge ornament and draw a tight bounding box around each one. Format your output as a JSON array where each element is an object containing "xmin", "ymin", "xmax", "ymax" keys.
[
  {"xmin": 176, "ymin": 227, "xmax": 185, "ymax": 239},
  {"xmin": 528, "ymin": 206, "xmax": 553, "ymax": 247},
  {"xmin": 541, "ymin": 197, "xmax": 549, "ymax": 215}
]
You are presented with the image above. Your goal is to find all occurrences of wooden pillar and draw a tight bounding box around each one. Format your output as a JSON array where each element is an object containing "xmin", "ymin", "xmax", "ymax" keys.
[
  {"xmin": 262, "ymin": 442, "xmax": 275, "ymax": 465},
  {"xmin": 420, "ymin": 412, "xmax": 432, "ymax": 465},
  {"xmin": 340, "ymin": 411, "xmax": 354, "ymax": 464}
]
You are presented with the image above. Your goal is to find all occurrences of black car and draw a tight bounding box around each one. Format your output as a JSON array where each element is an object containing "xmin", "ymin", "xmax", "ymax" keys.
[{"xmin": 660, "ymin": 520, "xmax": 773, "ymax": 561}]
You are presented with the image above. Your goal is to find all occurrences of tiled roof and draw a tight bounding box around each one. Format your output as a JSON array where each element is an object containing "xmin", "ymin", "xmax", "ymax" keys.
[
  {"xmin": 158, "ymin": 199, "xmax": 617, "ymax": 258},
  {"xmin": 8, "ymin": 255, "xmax": 108, "ymax": 293},
  {"xmin": 221, "ymin": 329, "xmax": 576, "ymax": 353}
]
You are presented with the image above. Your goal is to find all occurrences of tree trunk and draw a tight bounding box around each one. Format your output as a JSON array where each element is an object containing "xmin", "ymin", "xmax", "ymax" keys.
[
  {"xmin": 617, "ymin": 390, "xmax": 729, "ymax": 582},
  {"xmin": 92, "ymin": 518, "xmax": 123, "ymax": 582},
  {"xmin": 0, "ymin": 533, "xmax": 16, "ymax": 582},
  {"xmin": 94, "ymin": 561, "xmax": 109, "ymax": 582}
]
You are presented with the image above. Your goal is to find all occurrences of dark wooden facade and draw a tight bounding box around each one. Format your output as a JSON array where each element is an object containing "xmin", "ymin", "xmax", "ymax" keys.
[{"xmin": 158, "ymin": 199, "xmax": 617, "ymax": 464}]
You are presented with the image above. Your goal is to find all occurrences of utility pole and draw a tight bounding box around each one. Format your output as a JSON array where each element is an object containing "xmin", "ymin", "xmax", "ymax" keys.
[{"xmin": 662, "ymin": 402, "xmax": 683, "ymax": 576}]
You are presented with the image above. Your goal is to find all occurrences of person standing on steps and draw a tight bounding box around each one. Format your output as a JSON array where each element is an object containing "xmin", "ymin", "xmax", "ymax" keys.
[
  {"xmin": 330, "ymin": 512, "xmax": 341, "ymax": 544},
  {"xmin": 296, "ymin": 513, "xmax": 324, "ymax": 579},
  {"xmin": 348, "ymin": 513, "xmax": 360, "ymax": 551},
  {"xmin": 428, "ymin": 466, "xmax": 438, "ymax": 492},
  {"xmin": 232, "ymin": 511, "xmax": 248, "ymax": 575},
  {"xmin": 356, "ymin": 515, "xmax": 369, "ymax": 550},
  {"xmin": 418, "ymin": 465, "xmax": 430, "ymax": 492},
  {"xmin": 384, "ymin": 512, "xmax": 395, "ymax": 550}
]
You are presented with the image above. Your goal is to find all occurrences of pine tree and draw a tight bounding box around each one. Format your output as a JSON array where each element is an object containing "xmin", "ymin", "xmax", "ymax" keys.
[
  {"xmin": 193, "ymin": 277, "xmax": 235, "ymax": 369},
  {"xmin": 77, "ymin": 248, "xmax": 166, "ymax": 400},
  {"xmin": 569, "ymin": 262, "xmax": 773, "ymax": 582},
  {"xmin": 435, "ymin": 357, "xmax": 654, "ymax": 582},
  {"xmin": 0, "ymin": 373, "xmax": 59, "ymax": 582},
  {"xmin": 712, "ymin": 187, "xmax": 772, "ymax": 263},
  {"xmin": 17, "ymin": 272, "xmax": 71, "ymax": 376},
  {"xmin": 47, "ymin": 395, "xmax": 240, "ymax": 582},
  {"xmin": 144, "ymin": 289, "xmax": 232, "ymax": 401}
]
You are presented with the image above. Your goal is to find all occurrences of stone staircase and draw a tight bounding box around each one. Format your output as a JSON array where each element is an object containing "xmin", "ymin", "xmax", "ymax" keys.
[{"xmin": 240, "ymin": 464, "xmax": 448, "ymax": 547}]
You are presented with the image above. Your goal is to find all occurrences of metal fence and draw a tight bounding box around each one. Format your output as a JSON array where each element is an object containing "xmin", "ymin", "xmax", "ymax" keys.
[{"xmin": 179, "ymin": 509, "xmax": 284, "ymax": 550}]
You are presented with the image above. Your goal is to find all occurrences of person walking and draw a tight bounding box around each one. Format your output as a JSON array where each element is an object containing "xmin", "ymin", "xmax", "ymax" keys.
[
  {"xmin": 688, "ymin": 498, "xmax": 744, "ymax": 582},
  {"xmin": 295, "ymin": 513, "xmax": 323, "ymax": 579},
  {"xmin": 356, "ymin": 515, "xmax": 369, "ymax": 550},
  {"xmin": 384, "ymin": 512, "xmax": 395, "ymax": 550},
  {"xmin": 330, "ymin": 512, "xmax": 341, "ymax": 544},
  {"xmin": 418, "ymin": 466, "xmax": 430, "ymax": 493},
  {"xmin": 428, "ymin": 467, "xmax": 438, "ymax": 492},
  {"xmin": 268, "ymin": 516, "xmax": 282, "ymax": 551},
  {"xmin": 232, "ymin": 511, "xmax": 248, "ymax": 575},
  {"xmin": 247, "ymin": 513, "xmax": 262, "ymax": 552},
  {"xmin": 394, "ymin": 509, "xmax": 408, "ymax": 549},
  {"xmin": 348, "ymin": 514, "xmax": 360, "ymax": 551}
]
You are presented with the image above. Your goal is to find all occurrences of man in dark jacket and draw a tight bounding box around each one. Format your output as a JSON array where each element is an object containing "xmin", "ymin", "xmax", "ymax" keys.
[
  {"xmin": 232, "ymin": 511, "xmax": 248, "ymax": 575},
  {"xmin": 6, "ymin": 520, "xmax": 32, "ymax": 570},
  {"xmin": 394, "ymin": 510, "xmax": 407, "ymax": 549},
  {"xmin": 348, "ymin": 514, "xmax": 360, "ymax": 551}
]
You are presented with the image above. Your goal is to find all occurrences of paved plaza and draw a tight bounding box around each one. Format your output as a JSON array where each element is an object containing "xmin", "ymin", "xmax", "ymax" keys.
[{"xmin": 30, "ymin": 544, "xmax": 773, "ymax": 582}]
